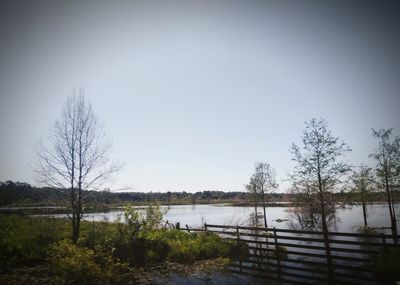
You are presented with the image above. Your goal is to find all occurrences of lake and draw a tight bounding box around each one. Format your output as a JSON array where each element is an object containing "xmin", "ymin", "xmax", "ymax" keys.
[{"xmin": 49, "ymin": 202, "xmax": 400, "ymax": 233}]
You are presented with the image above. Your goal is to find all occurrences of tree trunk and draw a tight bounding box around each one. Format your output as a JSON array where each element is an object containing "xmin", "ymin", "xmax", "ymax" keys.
[
  {"xmin": 318, "ymin": 189, "xmax": 334, "ymax": 283},
  {"xmin": 72, "ymin": 209, "xmax": 81, "ymax": 244},
  {"xmin": 390, "ymin": 187, "xmax": 397, "ymax": 237},
  {"xmin": 384, "ymin": 173, "xmax": 397, "ymax": 236},
  {"xmin": 317, "ymin": 164, "xmax": 333, "ymax": 283},
  {"xmin": 319, "ymin": 190, "xmax": 328, "ymax": 233},
  {"xmin": 254, "ymin": 203, "xmax": 258, "ymax": 226},
  {"xmin": 71, "ymin": 210, "xmax": 79, "ymax": 244},
  {"xmin": 362, "ymin": 202, "xmax": 368, "ymax": 227},
  {"xmin": 317, "ymin": 165, "xmax": 328, "ymax": 233},
  {"xmin": 361, "ymin": 189, "xmax": 368, "ymax": 227},
  {"xmin": 261, "ymin": 188, "xmax": 268, "ymax": 228},
  {"xmin": 76, "ymin": 215, "xmax": 81, "ymax": 243},
  {"xmin": 71, "ymin": 212, "xmax": 78, "ymax": 243}
]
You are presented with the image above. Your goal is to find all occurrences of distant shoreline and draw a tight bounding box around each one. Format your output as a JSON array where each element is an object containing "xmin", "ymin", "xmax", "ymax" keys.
[{"xmin": 0, "ymin": 201, "xmax": 396, "ymax": 215}]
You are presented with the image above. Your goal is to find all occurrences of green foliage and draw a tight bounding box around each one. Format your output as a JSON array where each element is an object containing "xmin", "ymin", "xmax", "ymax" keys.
[
  {"xmin": 121, "ymin": 204, "xmax": 164, "ymax": 237},
  {"xmin": 79, "ymin": 221, "xmax": 115, "ymax": 249},
  {"xmin": 48, "ymin": 240, "xmax": 137, "ymax": 285},
  {"xmin": 150, "ymin": 230, "xmax": 245, "ymax": 264},
  {"xmin": 0, "ymin": 214, "xmax": 243, "ymax": 284},
  {"xmin": 113, "ymin": 205, "xmax": 240, "ymax": 266},
  {"xmin": 0, "ymin": 215, "xmax": 68, "ymax": 270},
  {"xmin": 167, "ymin": 232, "xmax": 226, "ymax": 263},
  {"xmin": 49, "ymin": 240, "xmax": 104, "ymax": 284},
  {"xmin": 112, "ymin": 204, "xmax": 168, "ymax": 265},
  {"xmin": 144, "ymin": 203, "xmax": 164, "ymax": 231}
]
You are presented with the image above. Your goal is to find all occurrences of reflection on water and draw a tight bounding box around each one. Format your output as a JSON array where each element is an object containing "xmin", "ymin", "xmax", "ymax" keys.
[
  {"xmin": 45, "ymin": 203, "xmax": 399, "ymax": 233},
  {"xmin": 287, "ymin": 203, "xmax": 339, "ymax": 232}
]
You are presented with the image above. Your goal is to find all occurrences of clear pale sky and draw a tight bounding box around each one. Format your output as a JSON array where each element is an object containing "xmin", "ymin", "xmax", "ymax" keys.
[{"xmin": 0, "ymin": 1, "xmax": 399, "ymax": 192}]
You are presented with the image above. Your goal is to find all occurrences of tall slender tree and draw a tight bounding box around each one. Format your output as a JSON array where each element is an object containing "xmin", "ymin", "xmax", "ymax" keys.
[
  {"xmin": 351, "ymin": 166, "xmax": 374, "ymax": 227},
  {"xmin": 36, "ymin": 91, "xmax": 119, "ymax": 243},
  {"xmin": 370, "ymin": 128, "xmax": 399, "ymax": 236},
  {"xmin": 290, "ymin": 118, "xmax": 351, "ymax": 283},
  {"xmin": 290, "ymin": 118, "xmax": 351, "ymax": 233},
  {"xmin": 246, "ymin": 176, "xmax": 260, "ymax": 226},
  {"xmin": 248, "ymin": 162, "xmax": 278, "ymax": 228}
]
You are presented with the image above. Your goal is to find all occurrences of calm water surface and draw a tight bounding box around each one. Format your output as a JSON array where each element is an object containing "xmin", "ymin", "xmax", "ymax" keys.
[{"xmin": 70, "ymin": 203, "xmax": 400, "ymax": 232}]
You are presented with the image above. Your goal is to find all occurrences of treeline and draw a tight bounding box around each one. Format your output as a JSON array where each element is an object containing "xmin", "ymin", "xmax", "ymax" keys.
[
  {"xmin": 0, "ymin": 180, "xmax": 396, "ymax": 208},
  {"xmin": 0, "ymin": 181, "xmax": 66, "ymax": 206},
  {"xmin": 0, "ymin": 180, "xmax": 252, "ymax": 206}
]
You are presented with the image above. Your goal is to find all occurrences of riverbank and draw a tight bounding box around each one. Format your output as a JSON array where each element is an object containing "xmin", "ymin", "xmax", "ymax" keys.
[
  {"xmin": 2, "ymin": 205, "xmax": 399, "ymax": 284},
  {"xmin": 0, "ymin": 202, "xmax": 236, "ymax": 215},
  {"xmin": 0, "ymin": 207, "xmax": 247, "ymax": 285},
  {"xmin": 0, "ymin": 256, "xmax": 232, "ymax": 285}
]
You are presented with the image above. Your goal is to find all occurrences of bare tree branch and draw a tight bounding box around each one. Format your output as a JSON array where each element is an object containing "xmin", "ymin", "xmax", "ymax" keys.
[{"xmin": 35, "ymin": 91, "xmax": 120, "ymax": 243}]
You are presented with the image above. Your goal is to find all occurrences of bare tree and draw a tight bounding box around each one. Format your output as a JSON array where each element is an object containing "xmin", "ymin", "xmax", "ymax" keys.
[
  {"xmin": 290, "ymin": 118, "xmax": 351, "ymax": 233},
  {"xmin": 351, "ymin": 166, "xmax": 374, "ymax": 227},
  {"xmin": 370, "ymin": 128, "xmax": 399, "ymax": 236},
  {"xmin": 248, "ymin": 162, "xmax": 278, "ymax": 228},
  {"xmin": 35, "ymin": 91, "xmax": 119, "ymax": 243}
]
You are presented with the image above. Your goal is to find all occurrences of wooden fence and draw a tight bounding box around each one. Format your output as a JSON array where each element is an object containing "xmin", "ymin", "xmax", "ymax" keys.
[{"xmin": 181, "ymin": 223, "xmax": 400, "ymax": 284}]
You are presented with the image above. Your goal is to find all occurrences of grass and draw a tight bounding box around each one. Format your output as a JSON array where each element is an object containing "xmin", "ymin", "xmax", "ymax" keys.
[{"xmin": 0, "ymin": 206, "xmax": 248, "ymax": 285}]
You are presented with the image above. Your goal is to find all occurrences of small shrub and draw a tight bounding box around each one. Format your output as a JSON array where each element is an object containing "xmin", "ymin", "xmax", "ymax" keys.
[
  {"xmin": 48, "ymin": 240, "xmax": 134, "ymax": 285},
  {"xmin": 168, "ymin": 239, "xmax": 197, "ymax": 263},
  {"xmin": 167, "ymin": 232, "xmax": 235, "ymax": 263},
  {"xmin": 112, "ymin": 204, "xmax": 168, "ymax": 266},
  {"xmin": 197, "ymin": 232, "xmax": 230, "ymax": 259},
  {"xmin": 122, "ymin": 203, "xmax": 165, "ymax": 238},
  {"xmin": 227, "ymin": 240, "xmax": 249, "ymax": 260},
  {"xmin": 79, "ymin": 221, "xmax": 114, "ymax": 249},
  {"xmin": 143, "ymin": 239, "xmax": 170, "ymax": 263},
  {"xmin": 48, "ymin": 240, "xmax": 103, "ymax": 284}
]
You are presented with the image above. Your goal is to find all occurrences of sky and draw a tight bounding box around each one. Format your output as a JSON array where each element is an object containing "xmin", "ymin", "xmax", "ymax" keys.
[{"xmin": 0, "ymin": 0, "xmax": 399, "ymax": 193}]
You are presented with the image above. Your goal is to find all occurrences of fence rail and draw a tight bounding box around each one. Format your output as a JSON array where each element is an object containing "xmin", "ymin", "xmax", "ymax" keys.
[{"xmin": 180, "ymin": 223, "xmax": 400, "ymax": 284}]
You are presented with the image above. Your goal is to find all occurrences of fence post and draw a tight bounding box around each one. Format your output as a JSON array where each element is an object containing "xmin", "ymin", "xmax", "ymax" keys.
[
  {"xmin": 236, "ymin": 225, "xmax": 242, "ymax": 273},
  {"xmin": 273, "ymin": 227, "xmax": 281, "ymax": 280},
  {"xmin": 176, "ymin": 222, "xmax": 180, "ymax": 230},
  {"xmin": 323, "ymin": 231, "xmax": 334, "ymax": 285},
  {"xmin": 391, "ymin": 219, "xmax": 398, "ymax": 244},
  {"xmin": 254, "ymin": 226, "xmax": 261, "ymax": 266},
  {"xmin": 381, "ymin": 233, "xmax": 387, "ymax": 253},
  {"xmin": 204, "ymin": 223, "xmax": 208, "ymax": 233}
]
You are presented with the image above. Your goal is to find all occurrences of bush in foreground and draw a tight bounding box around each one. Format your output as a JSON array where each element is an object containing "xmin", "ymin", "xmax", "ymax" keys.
[{"xmin": 0, "ymin": 206, "xmax": 249, "ymax": 285}]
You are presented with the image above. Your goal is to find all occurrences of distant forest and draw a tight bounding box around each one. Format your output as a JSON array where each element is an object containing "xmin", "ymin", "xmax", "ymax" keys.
[
  {"xmin": 0, "ymin": 180, "xmax": 396, "ymax": 208},
  {"xmin": 0, "ymin": 180, "xmax": 260, "ymax": 207}
]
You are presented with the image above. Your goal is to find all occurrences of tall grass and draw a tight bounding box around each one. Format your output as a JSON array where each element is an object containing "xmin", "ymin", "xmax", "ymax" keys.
[{"xmin": 0, "ymin": 206, "xmax": 248, "ymax": 284}]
